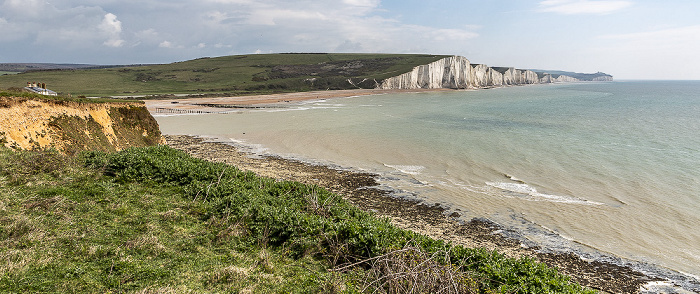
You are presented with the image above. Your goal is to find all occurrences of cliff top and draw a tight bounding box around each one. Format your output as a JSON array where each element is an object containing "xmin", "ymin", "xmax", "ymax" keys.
[{"xmin": 0, "ymin": 89, "xmax": 143, "ymax": 105}]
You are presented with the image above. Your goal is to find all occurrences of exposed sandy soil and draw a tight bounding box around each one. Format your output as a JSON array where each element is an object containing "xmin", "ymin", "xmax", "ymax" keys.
[
  {"xmin": 0, "ymin": 97, "xmax": 141, "ymax": 151},
  {"xmin": 165, "ymin": 135, "xmax": 657, "ymax": 294}
]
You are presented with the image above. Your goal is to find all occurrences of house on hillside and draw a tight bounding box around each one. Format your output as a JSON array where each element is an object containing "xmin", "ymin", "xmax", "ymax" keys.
[{"xmin": 24, "ymin": 82, "xmax": 58, "ymax": 96}]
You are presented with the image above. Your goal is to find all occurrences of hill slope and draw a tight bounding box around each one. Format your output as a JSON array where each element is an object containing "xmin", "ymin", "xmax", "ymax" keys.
[{"xmin": 0, "ymin": 54, "xmax": 448, "ymax": 97}]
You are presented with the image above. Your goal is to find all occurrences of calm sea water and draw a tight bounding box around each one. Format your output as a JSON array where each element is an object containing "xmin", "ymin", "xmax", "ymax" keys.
[{"xmin": 156, "ymin": 81, "xmax": 700, "ymax": 286}]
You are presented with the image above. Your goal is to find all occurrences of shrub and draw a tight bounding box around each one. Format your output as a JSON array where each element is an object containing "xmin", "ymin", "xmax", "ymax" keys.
[{"xmin": 95, "ymin": 146, "xmax": 596, "ymax": 293}]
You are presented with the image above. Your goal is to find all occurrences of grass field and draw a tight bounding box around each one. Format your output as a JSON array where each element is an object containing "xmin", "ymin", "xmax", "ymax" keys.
[
  {"xmin": 0, "ymin": 89, "xmax": 139, "ymax": 104},
  {"xmin": 0, "ymin": 71, "xmax": 19, "ymax": 76},
  {"xmin": 0, "ymin": 54, "xmax": 447, "ymax": 97},
  {"xmin": 0, "ymin": 146, "xmax": 597, "ymax": 293}
]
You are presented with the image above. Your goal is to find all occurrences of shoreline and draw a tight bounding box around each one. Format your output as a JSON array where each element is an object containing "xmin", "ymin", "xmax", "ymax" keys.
[
  {"xmin": 143, "ymin": 88, "xmax": 453, "ymax": 114},
  {"xmin": 164, "ymin": 134, "xmax": 662, "ymax": 294}
]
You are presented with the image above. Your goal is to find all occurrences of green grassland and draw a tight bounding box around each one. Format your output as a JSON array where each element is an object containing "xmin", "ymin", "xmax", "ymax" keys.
[
  {"xmin": 0, "ymin": 146, "xmax": 597, "ymax": 293},
  {"xmin": 0, "ymin": 88, "xmax": 139, "ymax": 104},
  {"xmin": 0, "ymin": 54, "xmax": 447, "ymax": 97}
]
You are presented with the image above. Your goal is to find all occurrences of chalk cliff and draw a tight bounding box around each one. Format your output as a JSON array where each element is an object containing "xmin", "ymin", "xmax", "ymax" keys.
[
  {"xmin": 379, "ymin": 55, "xmax": 473, "ymax": 89},
  {"xmin": 0, "ymin": 97, "xmax": 163, "ymax": 155},
  {"xmin": 592, "ymin": 76, "xmax": 614, "ymax": 82},
  {"xmin": 554, "ymin": 75, "xmax": 580, "ymax": 83},
  {"xmin": 378, "ymin": 55, "xmax": 611, "ymax": 90}
]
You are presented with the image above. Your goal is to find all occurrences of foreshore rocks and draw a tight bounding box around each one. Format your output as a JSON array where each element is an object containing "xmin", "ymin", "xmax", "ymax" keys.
[{"xmin": 379, "ymin": 55, "xmax": 612, "ymax": 90}]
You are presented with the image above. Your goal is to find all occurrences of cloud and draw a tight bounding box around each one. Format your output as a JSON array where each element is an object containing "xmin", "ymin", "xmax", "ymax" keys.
[
  {"xmin": 335, "ymin": 40, "xmax": 364, "ymax": 52},
  {"xmin": 0, "ymin": 0, "xmax": 481, "ymax": 63},
  {"xmin": 0, "ymin": 1, "xmax": 126, "ymax": 49},
  {"xmin": 159, "ymin": 41, "xmax": 175, "ymax": 48},
  {"xmin": 539, "ymin": 0, "xmax": 632, "ymax": 14},
  {"xmin": 99, "ymin": 13, "xmax": 124, "ymax": 47},
  {"xmin": 342, "ymin": 0, "xmax": 380, "ymax": 8}
]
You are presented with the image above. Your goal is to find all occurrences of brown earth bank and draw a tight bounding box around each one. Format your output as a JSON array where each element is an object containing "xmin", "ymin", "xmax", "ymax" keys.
[
  {"xmin": 0, "ymin": 96, "xmax": 163, "ymax": 154},
  {"xmin": 165, "ymin": 134, "xmax": 659, "ymax": 294}
]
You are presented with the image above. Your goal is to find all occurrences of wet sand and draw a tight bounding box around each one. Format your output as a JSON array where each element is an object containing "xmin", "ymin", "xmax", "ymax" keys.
[{"xmin": 165, "ymin": 134, "xmax": 657, "ymax": 293}]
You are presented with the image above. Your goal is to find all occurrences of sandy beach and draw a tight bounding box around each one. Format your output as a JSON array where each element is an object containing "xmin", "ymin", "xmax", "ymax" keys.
[
  {"xmin": 164, "ymin": 134, "xmax": 656, "ymax": 293},
  {"xmin": 143, "ymin": 88, "xmax": 452, "ymax": 114}
]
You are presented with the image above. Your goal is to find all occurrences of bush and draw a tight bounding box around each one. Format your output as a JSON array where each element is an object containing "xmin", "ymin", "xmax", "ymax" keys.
[{"xmin": 95, "ymin": 146, "xmax": 595, "ymax": 293}]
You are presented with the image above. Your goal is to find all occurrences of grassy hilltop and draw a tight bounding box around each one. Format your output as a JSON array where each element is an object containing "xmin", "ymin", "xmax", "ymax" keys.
[{"xmin": 0, "ymin": 54, "xmax": 447, "ymax": 97}]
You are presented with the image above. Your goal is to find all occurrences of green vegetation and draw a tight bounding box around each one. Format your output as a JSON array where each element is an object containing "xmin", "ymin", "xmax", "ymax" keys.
[
  {"xmin": 0, "ymin": 54, "xmax": 447, "ymax": 97},
  {"xmin": 0, "ymin": 88, "xmax": 140, "ymax": 104},
  {"xmin": 0, "ymin": 145, "xmax": 597, "ymax": 293},
  {"xmin": 0, "ymin": 89, "xmax": 160, "ymax": 155},
  {"xmin": 45, "ymin": 106, "xmax": 162, "ymax": 155},
  {"xmin": 0, "ymin": 71, "xmax": 19, "ymax": 76}
]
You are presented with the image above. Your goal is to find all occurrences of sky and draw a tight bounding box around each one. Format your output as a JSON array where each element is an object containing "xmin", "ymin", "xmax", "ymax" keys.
[{"xmin": 1, "ymin": 0, "xmax": 699, "ymax": 80}]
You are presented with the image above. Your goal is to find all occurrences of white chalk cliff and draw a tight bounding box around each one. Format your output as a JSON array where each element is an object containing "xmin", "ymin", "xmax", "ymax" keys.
[{"xmin": 378, "ymin": 55, "xmax": 610, "ymax": 90}]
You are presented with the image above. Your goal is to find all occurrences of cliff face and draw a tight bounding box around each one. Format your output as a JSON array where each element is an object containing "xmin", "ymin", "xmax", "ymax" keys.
[
  {"xmin": 0, "ymin": 97, "xmax": 163, "ymax": 155},
  {"xmin": 470, "ymin": 64, "xmax": 492, "ymax": 88},
  {"xmin": 554, "ymin": 75, "xmax": 580, "ymax": 83},
  {"xmin": 379, "ymin": 55, "xmax": 610, "ymax": 90},
  {"xmin": 592, "ymin": 76, "xmax": 614, "ymax": 82},
  {"xmin": 379, "ymin": 56, "xmax": 473, "ymax": 89}
]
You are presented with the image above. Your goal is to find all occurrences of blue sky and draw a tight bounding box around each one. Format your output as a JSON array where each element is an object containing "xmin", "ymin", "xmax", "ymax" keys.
[{"xmin": 1, "ymin": 0, "xmax": 699, "ymax": 79}]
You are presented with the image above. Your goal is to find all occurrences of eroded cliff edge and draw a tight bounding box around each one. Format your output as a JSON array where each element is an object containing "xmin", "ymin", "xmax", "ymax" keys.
[
  {"xmin": 379, "ymin": 55, "xmax": 612, "ymax": 90},
  {"xmin": 0, "ymin": 96, "xmax": 163, "ymax": 155}
]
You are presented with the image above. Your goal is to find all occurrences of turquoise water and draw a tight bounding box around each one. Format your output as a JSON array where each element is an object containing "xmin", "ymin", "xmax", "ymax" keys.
[{"xmin": 156, "ymin": 81, "xmax": 700, "ymax": 283}]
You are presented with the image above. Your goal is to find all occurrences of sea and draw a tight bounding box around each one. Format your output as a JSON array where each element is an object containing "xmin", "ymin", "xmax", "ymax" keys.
[{"xmin": 155, "ymin": 81, "xmax": 700, "ymax": 292}]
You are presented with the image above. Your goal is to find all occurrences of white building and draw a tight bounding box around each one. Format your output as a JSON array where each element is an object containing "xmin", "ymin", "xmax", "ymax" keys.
[{"xmin": 24, "ymin": 82, "xmax": 58, "ymax": 96}]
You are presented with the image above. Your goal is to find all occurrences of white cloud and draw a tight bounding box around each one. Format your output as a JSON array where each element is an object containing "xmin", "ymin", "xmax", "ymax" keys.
[
  {"xmin": 246, "ymin": 9, "xmax": 328, "ymax": 26},
  {"xmin": 342, "ymin": 0, "xmax": 379, "ymax": 8},
  {"xmin": 103, "ymin": 38, "xmax": 125, "ymax": 48},
  {"xmin": 0, "ymin": 0, "xmax": 481, "ymax": 63},
  {"xmin": 99, "ymin": 13, "xmax": 122, "ymax": 35},
  {"xmin": 206, "ymin": 0, "xmax": 255, "ymax": 4},
  {"xmin": 1, "ymin": 0, "xmax": 50, "ymax": 18},
  {"xmin": 159, "ymin": 40, "xmax": 174, "ymax": 48},
  {"xmin": 99, "ymin": 13, "xmax": 124, "ymax": 47},
  {"xmin": 539, "ymin": 0, "xmax": 632, "ymax": 14},
  {"xmin": 0, "ymin": 2, "xmax": 127, "ymax": 50}
]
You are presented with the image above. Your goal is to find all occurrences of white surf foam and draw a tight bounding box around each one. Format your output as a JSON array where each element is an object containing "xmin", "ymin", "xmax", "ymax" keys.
[
  {"xmin": 226, "ymin": 138, "xmax": 270, "ymax": 154},
  {"xmin": 384, "ymin": 164, "xmax": 426, "ymax": 175},
  {"xmin": 485, "ymin": 181, "xmax": 604, "ymax": 205}
]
